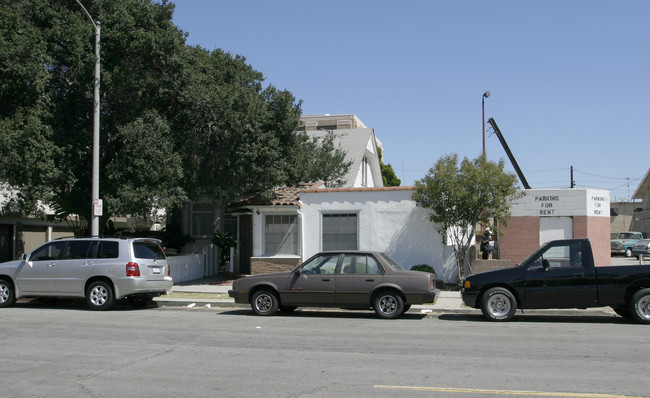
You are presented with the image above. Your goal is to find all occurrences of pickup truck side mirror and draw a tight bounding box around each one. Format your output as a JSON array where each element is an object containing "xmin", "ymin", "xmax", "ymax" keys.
[{"xmin": 542, "ymin": 259, "xmax": 550, "ymax": 270}]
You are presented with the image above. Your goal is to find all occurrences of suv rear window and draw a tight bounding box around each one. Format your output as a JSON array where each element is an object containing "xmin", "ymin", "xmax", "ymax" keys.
[{"xmin": 133, "ymin": 241, "xmax": 166, "ymax": 260}]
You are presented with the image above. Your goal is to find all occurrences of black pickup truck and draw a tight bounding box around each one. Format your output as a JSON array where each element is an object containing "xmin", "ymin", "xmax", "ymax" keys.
[{"xmin": 462, "ymin": 239, "xmax": 650, "ymax": 323}]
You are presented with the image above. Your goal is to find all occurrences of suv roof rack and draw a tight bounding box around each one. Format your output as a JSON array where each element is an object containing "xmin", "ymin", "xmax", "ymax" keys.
[{"xmin": 54, "ymin": 235, "xmax": 132, "ymax": 240}]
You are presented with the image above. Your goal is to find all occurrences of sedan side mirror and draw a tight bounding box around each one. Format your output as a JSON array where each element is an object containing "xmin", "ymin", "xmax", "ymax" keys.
[{"xmin": 293, "ymin": 268, "xmax": 302, "ymax": 276}]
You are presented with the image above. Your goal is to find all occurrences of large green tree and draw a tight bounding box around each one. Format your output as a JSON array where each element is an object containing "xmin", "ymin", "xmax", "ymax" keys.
[
  {"xmin": 413, "ymin": 154, "xmax": 521, "ymax": 281},
  {"xmin": 0, "ymin": 0, "xmax": 349, "ymax": 233}
]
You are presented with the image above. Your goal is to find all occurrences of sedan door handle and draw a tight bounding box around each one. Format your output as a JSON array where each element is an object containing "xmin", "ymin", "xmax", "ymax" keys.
[
  {"xmin": 365, "ymin": 279, "xmax": 375, "ymax": 282},
  {"xmin": 321, "ymin": 278, "xmax": 332, "ymax": 282}
]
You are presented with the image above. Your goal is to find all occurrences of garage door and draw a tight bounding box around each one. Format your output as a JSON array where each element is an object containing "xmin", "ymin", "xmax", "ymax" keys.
[{"xmin": 539, "ymin": 217, "xmax": 573, "ymax": 245}]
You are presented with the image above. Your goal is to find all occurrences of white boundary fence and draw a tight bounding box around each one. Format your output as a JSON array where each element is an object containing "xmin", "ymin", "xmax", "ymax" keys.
[{"xmin": 167, "ymin": 245, "xmax": 220, "ymax": 284}]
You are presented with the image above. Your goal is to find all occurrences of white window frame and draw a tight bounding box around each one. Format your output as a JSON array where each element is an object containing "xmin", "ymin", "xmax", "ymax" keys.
[
  {"xmin": 321, "ymin": 212, "xmax": 359, "ymax": 251},
  {"xmin": 263, "ymin": 213, "xmax": 299, "ymax": 256}
]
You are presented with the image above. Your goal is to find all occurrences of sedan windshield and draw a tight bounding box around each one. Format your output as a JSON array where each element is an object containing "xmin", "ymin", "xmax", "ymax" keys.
[{"xmin": 379, "ymin": 253, "xmax": 405, "ymax": 270}]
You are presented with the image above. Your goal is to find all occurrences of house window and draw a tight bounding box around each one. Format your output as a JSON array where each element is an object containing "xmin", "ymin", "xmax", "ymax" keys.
[
  {"xmin": 191, "ymin": 203, "xmax": 214, "ymax": 238},
  {"xmin": 322, "ymin": 213, "xmax": 358, "ymax": 250},
  {"xmin": 361, "ymin": 157, "xmax": 368, "ymax": 187},
  {"xmin": 265, "ymin": 214, "xmax": 298, "ymax": 255}
]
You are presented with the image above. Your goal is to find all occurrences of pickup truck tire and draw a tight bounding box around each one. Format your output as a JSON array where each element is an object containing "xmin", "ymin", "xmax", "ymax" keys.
[
  {"xmin": 630, "ymin": 289, "xmax": 650, "ymax": 324},
  {"xmin": 625, "ymin": 248, "xmax": 633, "ymax": 257},
  {"xmin": 481, "ymin": 287, "xmax": 517, "ymax": 321}
]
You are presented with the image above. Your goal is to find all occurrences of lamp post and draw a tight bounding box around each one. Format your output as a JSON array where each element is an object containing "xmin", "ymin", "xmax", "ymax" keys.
[
  {"xmin": 482, "ymin": 91, "xmax": 490, "ymax": 156},
  {"xmin": 75, "ymin": 0, "xmax": 101, "ymax": 236}
]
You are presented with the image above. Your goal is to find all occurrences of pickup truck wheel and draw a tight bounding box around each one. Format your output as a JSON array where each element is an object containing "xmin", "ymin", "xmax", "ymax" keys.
[
  {"xmin": 629, "ymin": 289, "xmax": 650, "ymax": 324},
  {"xmin": 0, "ymin": 278, "xmax": 16, "ymax": 308},
  {"xmin": 251, "ymin": 289, "xmax": 279, "ymax": 316},
  {"xmin": 481, "ymin": 287, "xmax": 517, "ymax": 321},
  {"xmin": 625, "ymin": 248, "xmax": 633, "ymax": 257}
]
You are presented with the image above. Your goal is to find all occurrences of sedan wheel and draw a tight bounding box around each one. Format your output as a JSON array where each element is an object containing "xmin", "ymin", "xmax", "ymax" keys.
[
  {"xmin": 251, "ymin": 289, "xmax": 279, "ymax": 316},
  {"xmin": 86, "ymin": 281, "xmax": 115, "ymax": 311},
  {"xmin": 481, "ymin": 287, "xmax": 517, "ymax": 321},
  {"xmin": 373, "ymin": 291, "xmax": 404, "ymax": 319}
]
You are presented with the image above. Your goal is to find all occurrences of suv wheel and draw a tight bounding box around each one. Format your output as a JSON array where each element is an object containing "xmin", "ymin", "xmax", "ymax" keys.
[
  {"xmin": 86, "ymin": 281, "xmax": 115, "ymax": 311},
  {"xmin": 0, "ymin": 278, "xmax": 16, "ymax": 308}
]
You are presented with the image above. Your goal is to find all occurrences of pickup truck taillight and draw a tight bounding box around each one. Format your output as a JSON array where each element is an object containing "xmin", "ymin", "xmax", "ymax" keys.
[{"xmin": 126, "ymin": 262, "xmax": 141, "ymax": 277}]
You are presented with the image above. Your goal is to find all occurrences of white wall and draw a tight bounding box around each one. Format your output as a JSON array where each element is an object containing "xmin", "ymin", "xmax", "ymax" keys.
[{"xmin": 300, "ymin": 188, "xmax": 457, "ymax": 283}]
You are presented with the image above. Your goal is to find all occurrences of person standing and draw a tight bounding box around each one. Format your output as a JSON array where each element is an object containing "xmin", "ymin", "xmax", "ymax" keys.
[{"xmin": 480, "ymin": 228, "xmax": 493, "ymax": 260}]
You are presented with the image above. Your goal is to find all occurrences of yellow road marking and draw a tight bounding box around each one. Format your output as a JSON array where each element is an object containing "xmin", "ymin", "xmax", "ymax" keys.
[{"xmin": 374, "ymin": 385, "xmax": 647, "ymax": 398}]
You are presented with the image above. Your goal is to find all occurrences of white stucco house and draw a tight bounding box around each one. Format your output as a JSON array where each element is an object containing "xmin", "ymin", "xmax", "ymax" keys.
[{"xmin": 227, "ymin": 182, "xmax": 458, "ymax": 284}]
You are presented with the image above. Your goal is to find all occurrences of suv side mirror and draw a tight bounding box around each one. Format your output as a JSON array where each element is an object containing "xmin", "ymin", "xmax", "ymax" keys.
[{"xmin": 21, "ymin": 253, "xmax": 27, "ymax": 261}]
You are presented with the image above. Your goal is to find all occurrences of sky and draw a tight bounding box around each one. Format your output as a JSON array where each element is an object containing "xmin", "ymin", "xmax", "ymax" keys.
[{"xmin": 170, "ymin": 0, "xmax": 649, "ymax": 201}]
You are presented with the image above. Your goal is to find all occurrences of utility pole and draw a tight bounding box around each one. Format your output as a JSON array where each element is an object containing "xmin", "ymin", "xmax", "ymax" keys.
[
  {"xmin": 570, "ymin": 166, "xmax": 575, "ymax": 188},
  {"xmin": 76, "ymin": 0, "xmax": 101, "ymax": 236}
]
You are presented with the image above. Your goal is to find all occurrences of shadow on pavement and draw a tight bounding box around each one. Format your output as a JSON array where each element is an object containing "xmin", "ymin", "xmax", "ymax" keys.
[
  {"xmin": 219, "ymin": 308, "xmax": 427, "ymax": 320},
  {"xmin": 437, "ymin": 313, "xmax": 631, "ymax": 324},
  {"xmin": 14, "ymin": 298, "xmax": 159, "ymax": 312}
]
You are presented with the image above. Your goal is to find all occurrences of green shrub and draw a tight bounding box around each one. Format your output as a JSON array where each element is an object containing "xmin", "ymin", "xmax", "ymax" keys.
[{"xmin": 411, "ymin": 264, "xmax": 436, "ymax": 278}]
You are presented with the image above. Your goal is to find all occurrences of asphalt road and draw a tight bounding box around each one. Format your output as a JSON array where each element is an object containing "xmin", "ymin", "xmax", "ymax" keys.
[{"xmin": 2, "ymin": 303, "xmax": 649, "ymax": 398}]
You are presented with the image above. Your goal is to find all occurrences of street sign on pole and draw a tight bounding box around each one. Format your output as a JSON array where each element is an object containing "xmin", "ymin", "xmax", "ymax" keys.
[{"xmin": 93, "ymin": 199, "xmax": 103, "ymax": 217}]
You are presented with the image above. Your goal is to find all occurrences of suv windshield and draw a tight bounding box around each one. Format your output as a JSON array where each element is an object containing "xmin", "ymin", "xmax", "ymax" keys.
[{"xmin": 133, "ymin": 241, "xmax": 166, "ymax": 260}]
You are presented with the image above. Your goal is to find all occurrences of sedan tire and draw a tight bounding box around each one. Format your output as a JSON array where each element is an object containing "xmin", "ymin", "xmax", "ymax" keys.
[
  {"xmin": 0, "ymin": 278, "xmax": 16, "ymax": 308},
  {"xmin": 86, "ymin": 280, "xmax": 115, "ymax": 311},
  {"xmin": 481, "ymin": 287, "xmax": 517, "ymax": 321},
  {"xmin": 373, "ymin": 290, "xmax": 404, "ymax": 319},
  {"xmin": 251, "ymin": 289, "xmax": 279, "ymax": 316},
  {"xmin": 629, "ymin": 288, "xmax": 650, "ymax": 324}
]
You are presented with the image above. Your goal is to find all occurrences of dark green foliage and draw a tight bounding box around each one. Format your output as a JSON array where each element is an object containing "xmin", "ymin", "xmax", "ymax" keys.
[
  {"xmin": 0, "ymin": 0, "xmax": 349, "ymax": 232},
  {"xmin": 410, "ymin": 264, "xmax": 436, "ymax": 278}
]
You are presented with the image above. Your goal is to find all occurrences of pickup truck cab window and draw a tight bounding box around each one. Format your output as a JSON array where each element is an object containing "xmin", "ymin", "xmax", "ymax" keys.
[{"xmin": 528, "ymin": 242, "xmax": 584, "ymax": 270}]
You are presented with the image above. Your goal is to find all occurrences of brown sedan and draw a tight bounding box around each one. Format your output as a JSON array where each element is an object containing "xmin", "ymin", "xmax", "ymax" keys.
[{"xmin": 228, "ymin": 251, "xmax": 439, "ymax": 319}]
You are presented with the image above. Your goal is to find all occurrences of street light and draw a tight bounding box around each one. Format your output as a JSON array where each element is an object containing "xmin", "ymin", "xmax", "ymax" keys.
[
  {"xmin": 75, "ymin": 0, "xmax": 101, "ymax": 236},
  {"xmin": 482, "ymin": 91, "xmax": 490, "ymax": 155}
]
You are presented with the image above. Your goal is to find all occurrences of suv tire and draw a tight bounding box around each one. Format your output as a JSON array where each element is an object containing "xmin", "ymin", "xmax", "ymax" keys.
[{"xmin": 86, "ymin": 280, "xmax": 115, "ymax": 311}]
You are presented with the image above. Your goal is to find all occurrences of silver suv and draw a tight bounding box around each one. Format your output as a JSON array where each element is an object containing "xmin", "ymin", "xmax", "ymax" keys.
[{"xmin": 0, "ymin": 237, "xmax": 172, "ymax": 310}]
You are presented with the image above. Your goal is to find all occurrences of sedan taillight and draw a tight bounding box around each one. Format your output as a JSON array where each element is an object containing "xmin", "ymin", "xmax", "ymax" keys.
[{"xmin": 126, "ymin": 262, "xmax": 141, "ymax": 277}]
